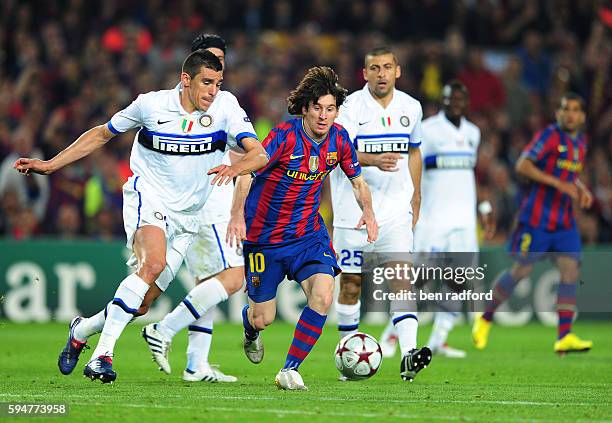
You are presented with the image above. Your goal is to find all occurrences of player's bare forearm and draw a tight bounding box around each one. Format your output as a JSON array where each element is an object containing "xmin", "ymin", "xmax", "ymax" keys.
[
  {"xmin": 350, "ymin": 175, "xmax": 373, "ymax": 212},
  {"xmin": 408, "ymin": 146, "xmax": 422, "ymax": 227},
  {"xmin": 209, "ymin": 138, "xmax": 268, "ymax": 186},
  {"xmin": 516, "ymin": 157, "xmax": 561, "ymax": 189},
  {"xmin": 14, "ymin": 124, "xmax": 114, "ymax": 175},
  {"xmin": 233, "ymin": 138, "xmax": 268, "ymax": 175},
  {"xmin": 350, "ymin": 175, "xmax": 378, "ymax": 242},
  {"xmin": 357, "ymin": 151, "xmax": 403, "ymax": 171},
  {"xmin": 516, "ymin": 157, "xmax": 578, "ymax": 199},
  {"xmin": 227, "ymin": 174, "xmax": 252, "ymax": 246},
  {"xmin": 231, "ymin": 175, "xmax": 252, "ymax": 217}
]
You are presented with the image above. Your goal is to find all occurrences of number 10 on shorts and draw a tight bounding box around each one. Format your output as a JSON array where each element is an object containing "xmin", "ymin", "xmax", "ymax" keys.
[{"xmin": 248, "ymin": 252, "xmax": 265, "ymax": 273}]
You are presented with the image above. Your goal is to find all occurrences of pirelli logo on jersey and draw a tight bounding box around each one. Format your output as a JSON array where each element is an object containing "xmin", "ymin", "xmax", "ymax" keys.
[
  {"xmin": 137, "ymin": 128, "xmax": 226, "ymax": 156},
  {"xmin": 361, "ymin": 142, "xmax": 410, "ymax": 153},
  {"xmin": 355, "ymin": 133, "xmax": 412, "ymax": 154}
]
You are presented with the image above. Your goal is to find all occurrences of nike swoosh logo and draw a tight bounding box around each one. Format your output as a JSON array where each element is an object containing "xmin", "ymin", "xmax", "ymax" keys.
[
  {"xmin": 358, "ymin": 121, "xmax": 370, "ymax": 126},
  {"xmin": 558, "ymin": 146, "xmax": 567, "ymax": 152},
  {"xmin": 323, "ymin": 252, "xmax": 332, "ymax": 258},
  {"xmin": 290, "ymin": 154, "xmax": 305, "ymax": 159},
  {"xmin": 157, "ymin": 119, "xmax": 171, "ymax": 125}
]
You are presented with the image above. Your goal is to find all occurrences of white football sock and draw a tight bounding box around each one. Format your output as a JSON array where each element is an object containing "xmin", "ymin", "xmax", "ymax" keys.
[
  {"xmin": 392, "ymin": 311, "xmax": 418, "ymax": 356},
  {"xmin": 427, "ymin": 312, "xmax": 458, "ymax": 350},
  {"xmin": 186, "ymin": 307, "xmax": 215, "ymax": 371},
  {"xmin": 73, "ymin": 302, "xmax": 111, "ymax": 342},
  {"xmin": 90, "ymin": 274, "xmax": 149, "ymax": 359},
  {"xmin": 158, "ymin": 278, "xmax": 228, "ymax": 340},
  {"xmin": 336, "ymin": 300, "xmax": 360, "ymax": 339}
]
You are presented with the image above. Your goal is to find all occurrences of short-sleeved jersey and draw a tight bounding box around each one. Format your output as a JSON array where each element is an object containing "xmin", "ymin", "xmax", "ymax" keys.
[
  {"xmin": 245, "ymin": 118, "xmax": 361, "ymax": 244},
  {"xmin": 518, "ymin": 124, "xmax": 587, "ymax": 230},
  {"xmin": 108, "ymin": 87, "xmax": 256, "ymax": 214},
  {"xmin": 330, "ymin": 85, "xmax": 423, "ymax": 228},
  {"xmin": 419, "ymin": 111, "xmax": 481, "ymax": 230}
]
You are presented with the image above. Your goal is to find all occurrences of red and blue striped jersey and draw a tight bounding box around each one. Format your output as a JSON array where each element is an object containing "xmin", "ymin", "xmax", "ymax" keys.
[
  {"xmin": 517, "ymin": 124, "xmax": 587, "ymax": 230},
  {"xmin": 245, "ymin": 118, "xmax": 361, "ymax": 244}
]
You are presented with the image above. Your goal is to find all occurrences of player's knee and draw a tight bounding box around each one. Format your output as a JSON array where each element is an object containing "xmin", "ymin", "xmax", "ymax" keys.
[
  {"xmin": 339, "ymin": 278, "xmax": 361, "ymax": 304},
  {"xmin": 140, "ymin": 258, "xmax": 166, "ymax": 281},
  {"xmin": 222, "ymin": 275, "xmax": 244, "ymax": 295}
]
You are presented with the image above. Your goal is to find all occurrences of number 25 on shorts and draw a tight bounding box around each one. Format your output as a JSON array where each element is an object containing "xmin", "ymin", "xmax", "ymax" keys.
[{"xmin": 248, "ymin": 252, "xmax": 265, "ymax": 273}]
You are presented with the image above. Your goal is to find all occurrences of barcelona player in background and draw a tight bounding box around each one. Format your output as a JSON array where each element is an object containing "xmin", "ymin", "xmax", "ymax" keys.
[
  {"xmin": 227, "ymin": 66, "xmax": 377, "ymax": 390},
  {"xmin": 473, "ymin": 93, "xmax": 594, "ymax": 354}
]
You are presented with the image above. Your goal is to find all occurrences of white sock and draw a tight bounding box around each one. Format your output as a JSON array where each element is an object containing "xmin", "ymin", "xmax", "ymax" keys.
[
  {"xmin": 336, "ymin": 300, "xmax": 361, "ymax": 339},
  {"xmin": 427, "ymin": 312, "xmax": 458, "ymax": 350},
  {"xmin": 158, "ymin": 278, "xmax": 228, "ymax": 340},
  {"xmin": 381, "ymin": 317, "xmax": 397, "ymax": 341},
  {"xmin": 186, "ymin": 306, "xmax": 215, "ymax": 372},
  {"xmin": 73, "ymin": 302, "xmax": 111, "ymax": 342},
  {"xmin": 90, "ymin": 274, "xmax": 149, "ymax": 359},
  {"xmin": 392, "ymin": 311, "xmax": 418, "ymax": 356}
]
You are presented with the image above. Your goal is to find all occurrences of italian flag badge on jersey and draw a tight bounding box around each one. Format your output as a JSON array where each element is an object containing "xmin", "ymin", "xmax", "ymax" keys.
[
  {"xmin": 381, "ymin": 116, "xmax": 392, "ymax": 127},
  {"xmin": 181, "ymin": 117, "xmax": 195, "ymax": 133}
]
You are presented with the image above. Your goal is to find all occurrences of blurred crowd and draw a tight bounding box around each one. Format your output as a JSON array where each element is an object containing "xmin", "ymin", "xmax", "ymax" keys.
[{"xmin": 1, "ymin": 0, "xmax": 611, "ymax": 245}]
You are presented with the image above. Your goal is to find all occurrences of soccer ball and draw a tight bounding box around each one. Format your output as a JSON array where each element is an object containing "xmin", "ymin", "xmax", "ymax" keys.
[{"xmin": 335, "ymin": 332, "xmax": 382, "ymax": 380}]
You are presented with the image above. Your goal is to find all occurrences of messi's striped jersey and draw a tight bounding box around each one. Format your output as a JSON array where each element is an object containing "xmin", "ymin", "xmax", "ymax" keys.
[
  {"xmin": 518, "ymin": 124, "xmax": 587, "ymax": 230},
  {"xmin": 245, "ymin": 118, "xmax": 361, "ymax": 244}
]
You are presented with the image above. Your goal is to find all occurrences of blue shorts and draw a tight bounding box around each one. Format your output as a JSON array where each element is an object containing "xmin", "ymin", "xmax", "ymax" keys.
[
  {"xmin": 508, "ymin": 223, "xmax": 581, "ymax": 263},
  {"xmin": 243, "ymin": 233, "xmax": 341, "ymax": 303}
]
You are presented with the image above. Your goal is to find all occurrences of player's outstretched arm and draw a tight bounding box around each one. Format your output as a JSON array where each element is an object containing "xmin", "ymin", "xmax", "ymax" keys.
[
  {"xmin": 13, "ymin": 124, "xmax": 116, "ymax": 176},
  {"xmin": 407, "ymin": 146, "xmax": 422, "ymax": 229},
  {"xmin": 516, "ymin": 156, "xmax": 579, "ymax": 200},
  {"xmin": 350, "ymin": 175, "xmax": 378, "ymax": 243},
  {"xmin": 208, "ymin": 137, "xmax": 268, "ymax": 186},
  {"xmin": 226, "ymin": 174, "xmax": 252, "ymax": 247},
  {"xmin": 357, "ymin": 152, "xmax": 403, "ymax": 172}
]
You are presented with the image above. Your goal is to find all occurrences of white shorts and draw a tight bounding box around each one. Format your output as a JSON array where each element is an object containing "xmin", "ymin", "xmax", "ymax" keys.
[
  {"xmin": 123, "ymin": 175, "xmax": 200, "ymax": 291},
  {"xmin": 333, "ymin": 220, "xmax": 413, "ymax": 273},
  {"xmin": 184, "ymin": 220, "xmax": 244, "ymax": 281},
  {"xmin": 414, "ymin": 224, "xmax": 478, "ymax": 253}
]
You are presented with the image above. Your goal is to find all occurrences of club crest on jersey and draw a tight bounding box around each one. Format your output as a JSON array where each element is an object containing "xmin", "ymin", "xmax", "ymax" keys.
[
  {"xmin": 326, "ymin": 151, "xmax": 337, "ymax": 166},
  {"xmin": 400, "ymin": 116, "xmax": 410, "ymax": 127},
  {"xmin": 309, "ymin": 156, "xmax": 319, "ymax": 172},
  {"xmin": 199, "ymin": 114, "xmax": 213, "ymax": 127},
  {"xmin": 181, "ymin": 117, "xmax": 195, "ymax": 133},
  {"xmin": 251, "ymin": 275, "xmax": 261, "ymax": 287}
]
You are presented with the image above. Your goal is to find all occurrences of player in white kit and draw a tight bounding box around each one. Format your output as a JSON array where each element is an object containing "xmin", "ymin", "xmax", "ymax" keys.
[
  {"xmin": 379, "ymin": 81, "xmax": 495, "ymax": 358},
  {"xmin": 15, "ymin": 50, "xmax": 268, "ymax": 383},
  {"xmin": 330, "ymin": 46, "xmax": 431, "ymax": 381},
  {"xmin": 141, "ymin": 34, "xmax": 246, "ymax": 383}
]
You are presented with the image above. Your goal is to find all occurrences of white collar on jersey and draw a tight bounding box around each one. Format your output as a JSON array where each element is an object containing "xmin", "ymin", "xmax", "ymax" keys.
[
  {"xmin": 438, "ymin": 110, "xmax": 467, "ymax": 131},
  {"xmin": 362, "ymin": 83, "xmax": 398, "ymax": 110}
]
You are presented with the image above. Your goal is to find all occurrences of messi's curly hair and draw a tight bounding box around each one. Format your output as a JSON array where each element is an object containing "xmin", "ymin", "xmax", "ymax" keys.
[{"xmin": 287, "ymin": 66, "xmax": 348, "ymax": 115}]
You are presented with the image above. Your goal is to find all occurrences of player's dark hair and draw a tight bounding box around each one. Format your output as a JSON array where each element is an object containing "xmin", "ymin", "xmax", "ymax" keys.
[
  {"xmin": 182, "ymin": 50, "xmax": 223, "ymax": 78},
  {"xmin": 559, "ymin": 92, "xmax": 585, "ymax": 112},
  {"xmin": 191, "ymin": 33, "xmax": 227, "ymax": 53},
  {"xmin": 442, "ymin": 79, "xmax": 469, "ymax": 98},
  {"xmin": 287, "ymin": 66, "xmax": 348, "ymax": 115},
  {"xmin": 364, "ymin": 46, "xmax": 398, "ymax": 66}
]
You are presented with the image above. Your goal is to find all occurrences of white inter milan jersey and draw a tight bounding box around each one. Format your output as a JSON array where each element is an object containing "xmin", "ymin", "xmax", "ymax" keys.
[
  {"xmin": 330, "ymin": 85, "xmax": 423, "ymax": 228},
  {"xmin": 108, "ymin": 86, "xmax": 256, "ymax": 215},
  {"xmin": 418, "ymin": 111, "xmax": 481, "ymax": 231},
  {"xmin": 200, "ymin": 152, "xmax": 233, "ymax": 224}
]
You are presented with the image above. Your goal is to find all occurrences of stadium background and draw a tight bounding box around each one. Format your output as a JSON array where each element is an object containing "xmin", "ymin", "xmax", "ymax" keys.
[{"xmin": 0, "ymin": 0, "xmax": 611, "ymax": 323}]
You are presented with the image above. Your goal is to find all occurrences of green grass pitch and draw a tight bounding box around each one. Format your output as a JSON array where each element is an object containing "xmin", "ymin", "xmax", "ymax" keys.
[{"xmin": 1, "ymin": 320, "xmax": 610, "ymax": 422}]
